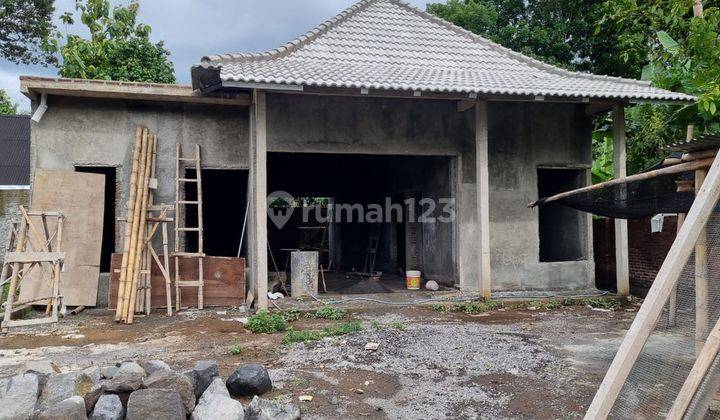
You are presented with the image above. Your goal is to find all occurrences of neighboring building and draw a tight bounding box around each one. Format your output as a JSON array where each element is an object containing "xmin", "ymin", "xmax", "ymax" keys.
[
  {"xmin": 19, "ymin": 0, "xmax": 693, "ymax": 308},
  {"xmin": 0, "ymin": 114, "xmax": 31, "ymax": 265}
]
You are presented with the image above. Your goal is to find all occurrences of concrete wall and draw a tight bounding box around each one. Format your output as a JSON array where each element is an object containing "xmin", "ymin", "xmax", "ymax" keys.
[
  {"xmin": 0, "ymin": 190, "xmax": 29, "ymax": 266},
  {"xmin": 487, "ymin": 102, "xmax": 594, "ymax": 291},
  {"xmin": 30, "ymin": 95, "xmax": 249, "ymax": 252}
]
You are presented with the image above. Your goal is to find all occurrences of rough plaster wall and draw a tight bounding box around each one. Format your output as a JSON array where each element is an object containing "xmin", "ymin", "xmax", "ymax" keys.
[
  {"xmin": 30, "ymin": 96, "xmax": 249, "ymax": 252},
  {"xmin": 0, "ymin": 190, "xmax": 29, "ymax": 266},
  {"xmin": 487, "ymin": 102, "xmax": 594, "ymax": 291}
]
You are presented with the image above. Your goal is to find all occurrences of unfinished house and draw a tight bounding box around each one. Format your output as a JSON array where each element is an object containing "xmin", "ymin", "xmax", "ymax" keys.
[{"xmin": 19, "ymin": 0, "xmax": 693, "ymax": 310}]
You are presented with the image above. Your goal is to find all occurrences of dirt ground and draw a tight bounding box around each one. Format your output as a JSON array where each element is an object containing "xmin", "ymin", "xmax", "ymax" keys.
[{"xmin": 0, "ymin": 301, "xmax": 637, "ymax": 419}]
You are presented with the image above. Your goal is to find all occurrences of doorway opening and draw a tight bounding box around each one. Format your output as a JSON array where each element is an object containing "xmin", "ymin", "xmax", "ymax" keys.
[
  {"xmin": 184, "ymin": 169, "xmax": 249, "ymax": 257},
  {"xmin": 75, "ymin": 166, "xmax": 117, "ymax": 272},
  {"xmin": 537, "ymin": 167, "xmax": 586, "ymax": 262}
]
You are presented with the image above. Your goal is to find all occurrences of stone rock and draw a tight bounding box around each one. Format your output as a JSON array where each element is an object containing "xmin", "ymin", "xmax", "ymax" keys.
[
  {"xmin": 105, "ymin": 362, "xmax": 145, "ymax": 393},
  {"xmin": 125, "ymin": 389, "xmax": 184, "ymax": 420},
  {"xmin": 191, "ymin": 393, "xmax": 243, "ymax": 420},
  {"xmin": 0, "ymin": 373, "xmax": 39, "ymax": 419},
  {"xmin": 24, "ymin": 360, "xmax": 59, "ymax": 375},
  {"xmin": 425, "ymin": 280, "xmax": 439, "ymax": 291},
  {"xmin": 100, "ymin": 365, "xmax": 119, "ymax": 380},
  {"xmin": 83, "ymin": 383, "xmax": 106, "ymax": 414},
  {"xmin": 245, "ymin": 396, "xmax": 300, "ymax": 420},
  {"xmin": 143, "ymin": 369, "xmax": 195, "ymax": 415},
  {"xmin": 83, "ymin": 367, "xmax": 102, "ymax": 384},
  {"xmin": 190, "ymin": 360, "xmax": 218, "ymax": 398},
  {"xmin": 139, "ymin": 360, "xmax": 170, "ymax": 377},
  {"xmin": 226, "ymin": 364, "xmax": 272, "ymax": 397},
  {"xmin": 35, "ymin": 395, "xmax": 87, "ymax": 420},
  {"xmin": 199, "ymin": 377, "xmax": 229, "ymax": 402},
  {"xmin": 37, "ymin": 371, "xmax": 95, "ymax": 411},
  {"xmin": 90, "ymin": 394, "xmax": 124, "ymax": 420}
]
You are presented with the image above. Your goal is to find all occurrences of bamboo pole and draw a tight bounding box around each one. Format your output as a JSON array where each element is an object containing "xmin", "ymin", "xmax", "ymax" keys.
[
  {"xmin": 696, "ymin": 168, "xmax": 709, "ymax": 354},
  {"xmin": 115, "ymin": 127, "xmax": 143, "ymax": 322},
  {"xmin": 120, "ymin": 129, "xmax": 149, "ymax": 321},
  {"xmin": 529, "ymin": 157, "xmax": 715, "ymax": 208},
  {"xmin": 162, "ymin": 218, "xmax": 172, "ymax": 315},
  {"xmin": 146, "ymin": 134, "xmax": 158, "ymax": 315},
  {"xmin": 2, "ymin": 217, "xmax": 28, "ymax": 325},
  {"xmin": 127, "ymin": 133, "xmax": 154, "ymax": 324}
]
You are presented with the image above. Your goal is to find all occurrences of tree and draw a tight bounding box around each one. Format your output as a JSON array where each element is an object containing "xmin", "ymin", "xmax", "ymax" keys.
[
  {"xmin": 0, "ymin": 90, "xmax": 17, "ymax": 115},
  {"xmin": 0, "ymin": 0, "xmax": 55, "ymax": 65},
  {"xmin": 43, "ymin": 0, "xmax": 175, "ymax": 83},
  {"xmin": 425, "ymin": 0, "xmax": 650, "ymax": 78}
]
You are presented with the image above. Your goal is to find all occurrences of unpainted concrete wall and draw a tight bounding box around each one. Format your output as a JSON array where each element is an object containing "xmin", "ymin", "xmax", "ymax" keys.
[{"xmin": 29, "ymin": 96, "xmax": 249, "ymax": 252}]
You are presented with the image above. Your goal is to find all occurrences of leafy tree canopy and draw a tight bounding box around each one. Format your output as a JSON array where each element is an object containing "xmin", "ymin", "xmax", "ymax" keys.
[
  {"xmin": 43, "ymin": 0, "xmax": 175, "ymax": 83},
  {"xmin": 0, "ymin": 0, "xmax": 55, "ymax": 65},
  {"xmin": 0, "ymin": 90, "xmax": 18, "ymax": 115}
]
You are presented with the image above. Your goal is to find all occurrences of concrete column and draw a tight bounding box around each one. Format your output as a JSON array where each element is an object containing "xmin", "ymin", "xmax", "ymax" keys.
[
  {"xmin": 475, "ymin": 101, "xmax": 492, "ymax": 298},
  {"xmin": 250, "ymin": 90, "xmax": 268, "ymax": 310},
  {"xmin": 612, "ymin": 104, "xmax": 629, "ymax": 296}
]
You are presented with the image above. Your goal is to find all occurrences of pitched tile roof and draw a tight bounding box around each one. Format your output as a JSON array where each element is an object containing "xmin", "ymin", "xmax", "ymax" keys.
[
  {"xmin": 192, "ymin": 0, "xmax": 694, "ymax": 102},
  {"xmin": 0, "ymin": 115, "xmax": 30, "ymax": 187}
]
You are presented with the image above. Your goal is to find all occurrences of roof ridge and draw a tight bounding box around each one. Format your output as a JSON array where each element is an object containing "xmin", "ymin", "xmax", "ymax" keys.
[
  {"xmin": 200, "ymin": 0, "xmax": 378, "ymax": 66},
  {"xmin": 389, "ymin": 0, "xmax": 653, "ymax": 88}
]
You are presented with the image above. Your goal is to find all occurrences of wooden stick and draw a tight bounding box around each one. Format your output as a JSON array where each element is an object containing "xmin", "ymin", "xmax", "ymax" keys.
[
  {"xmin": 127, "ymin": 133, "xmax": 154, "ymax": 323},
  {"xmin": 696, "ymin": 168, "xmax": 709, "ymax": 355},
  {"xmin": 530, "ymin": 157, "xmax": 715, "ymax": 208},
  {"xmin": 146, "ymin": 134, "xmax": 158, "ymax": 315},
  {"xmin": 115, "ymin": 127, "xmax": 143, "ymax": 322},
  {"xmin": 2, "ymin": 216, "xmax": 28, "ymax": 325},
  {"xmin": 162, "ymin": 215, "xmax": 172, "ymax": 315},
  {"xmin": 584, "ymin": 150, "xmax": 720, "ymax": 419},
  {"xmin": 121, "ymin": 129, "xmax": 149, "ymax": 321}
]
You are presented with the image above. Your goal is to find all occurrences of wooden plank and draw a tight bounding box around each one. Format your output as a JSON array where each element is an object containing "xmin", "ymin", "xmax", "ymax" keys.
[
  {"xmin": 613, "ymin": 104, "xmax": 629, "ymax": 296},
  {"xmin": 108, "ymin": 254, "xmax": 245, "ymax": 309},
  {"xmin": 4, "ymin": 252, "xmax": 65, "ymax": 263},
  {"xmin": 696, "ymin": 168, "xmax": 709, "ymax": 354},
  {"xmin": 18, "ymin": 170, "xmax": 104, "ymax": 307},
  {"xmin": 475, "ymin": 101, "xmax": 492, "ymax": 298},
  {"xmin": 585, "ymin": 149, "xmax": 720, "ymax": 419}
]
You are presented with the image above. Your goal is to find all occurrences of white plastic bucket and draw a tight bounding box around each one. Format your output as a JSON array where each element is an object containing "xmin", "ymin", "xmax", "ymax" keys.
[{"xmin": 406, "ymin": 270, "xmax": 421, "ymax": 290}]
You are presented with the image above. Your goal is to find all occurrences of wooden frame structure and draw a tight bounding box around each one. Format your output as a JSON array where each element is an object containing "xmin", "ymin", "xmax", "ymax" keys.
[
  {"xmin": 1, "ymin": 207, "xmax": 65, "ymax": 331},
  {"xmin": 585, "ymin": 149, "xmax": 720, "ymax": 419}
]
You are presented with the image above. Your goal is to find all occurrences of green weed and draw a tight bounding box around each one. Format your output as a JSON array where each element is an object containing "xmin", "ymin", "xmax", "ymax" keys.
[
  {"xmin": 229, "ymin": 340, "xmax": 244, "ymax": 355},
  {"xmin": 282, "ymin": 321, "xmax": 363, "ymax": 344},
  {"xmin": 246, "ymin": 310, "xmax": 287, "ymax": 334},
  {"xmin": 313, "ymin": 305, "xmax": 346, "ymax": 320}
]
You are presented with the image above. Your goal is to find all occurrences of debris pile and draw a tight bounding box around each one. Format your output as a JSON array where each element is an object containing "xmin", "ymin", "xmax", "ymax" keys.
[{"xmin": 0, "ymin": 359, "xmax": 300, "ymax": 420}]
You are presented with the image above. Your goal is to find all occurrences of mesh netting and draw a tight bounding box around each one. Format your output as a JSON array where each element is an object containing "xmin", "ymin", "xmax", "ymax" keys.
[
  {"xmin": 552, "ymin": 171, "xmax": 696, "ymax": 220},
  {"xmin": 609, "ymin": 212, "xmax": 720, "ymax": 419}
]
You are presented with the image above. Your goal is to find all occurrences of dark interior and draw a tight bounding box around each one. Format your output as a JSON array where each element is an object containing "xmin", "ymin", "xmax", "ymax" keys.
[
  {"xmin": 75, "ymin": 166, "xmax": 116, "ymax": 272},
  {"xmin": 537, "ymin": 168, "xmax": 586, "ymax": 262},
  {"xmin": 185, "ymin": 169, "xmax": 249, "ymax": 257}
]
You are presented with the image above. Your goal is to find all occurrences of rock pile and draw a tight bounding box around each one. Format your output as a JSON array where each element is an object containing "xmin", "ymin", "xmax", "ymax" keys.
[{"xmin": 0, "ymin": 359, "xmax": 301, "ymax": 420}]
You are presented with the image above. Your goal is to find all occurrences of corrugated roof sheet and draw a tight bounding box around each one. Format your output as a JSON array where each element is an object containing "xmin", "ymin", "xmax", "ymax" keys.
[
  {"xmin": 665, "ymin": 135, "xmax": 720, "ymax": 153},
  {"xmin": 192, "ymin": 0, "xmax": 695, "ymax": 102},
  {"xmin": 0, "ymin": 115, "xmax": 31, "ymax": 186}
]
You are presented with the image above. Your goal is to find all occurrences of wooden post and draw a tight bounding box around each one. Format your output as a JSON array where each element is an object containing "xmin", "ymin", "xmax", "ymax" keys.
[
  {"xmin": 2, "ymin": 217, "xmax": 28, "ymax": 324},
  {"xmin": 693, "ymin": 0, "xmax": 703, "ymax": 17},
  {"xmin": 585, "ymin": 149, "xmax": 720, "ymax": 419},
  {"xmin": 696, "ymin": 168, "xmax": 709, "ymax": 354},
  {"xmin": 613, "ymin": 104, "xmax": 630, "ymax": 296},
  {"xmin": 250, "ymin": 90, "xmax": 269, "ymax": 310},
  {"xmin": 162, "ymin": 219, "xmax": 172, "ymax": 315},
  {"xmin": 475, "ymin": 101, "xmax": 492, "ymax": 299},
  {"xmin": 668, "ymin": 213, "xmax": 685, "ymax": 327}
]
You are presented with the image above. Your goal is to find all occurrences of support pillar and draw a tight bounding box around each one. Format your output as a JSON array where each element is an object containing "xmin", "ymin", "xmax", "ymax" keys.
[
  {"xmin": 475, "ymin": 101, "xmax": 491, "ymax": 299},
  {"xmin": 250, "ymin": 90, "xmax": 268, "ymax": 310},
  {"xmin": 613, "ymin": 104, "xmax": 629, "ymax": 296},
  {"xmin": 696, "ymin": 167, "xmax": 708, "ymax": 354}
]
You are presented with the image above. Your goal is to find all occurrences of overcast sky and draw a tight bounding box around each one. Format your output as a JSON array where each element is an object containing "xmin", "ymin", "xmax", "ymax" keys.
[{"xmin": 0, "ymin": 0, "xmax": 429, "ymax": 112}]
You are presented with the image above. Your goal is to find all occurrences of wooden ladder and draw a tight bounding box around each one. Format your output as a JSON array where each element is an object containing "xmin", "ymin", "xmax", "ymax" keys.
[{"xmin": 174, "ymin": 144, "xmax": 205, "ymax": 310}]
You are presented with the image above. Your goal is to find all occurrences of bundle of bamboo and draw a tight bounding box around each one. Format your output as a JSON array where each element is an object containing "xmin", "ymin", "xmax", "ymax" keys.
[{"xmin": 115, "ymin": 127, "xmax": 158, "ymax": 324}]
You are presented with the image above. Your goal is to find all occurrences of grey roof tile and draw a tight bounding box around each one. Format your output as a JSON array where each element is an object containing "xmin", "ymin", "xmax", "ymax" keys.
[
  {"xmin": 192, "ymin": 0, "xmax": 694, "ymax": 102},
  {"xmin": 0, "ymin": 115, "xmax": 31, "ymax": 186}
]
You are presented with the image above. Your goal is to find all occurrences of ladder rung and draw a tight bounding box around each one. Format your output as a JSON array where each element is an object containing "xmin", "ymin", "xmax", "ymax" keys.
[
  {"xmin": 178, "ymin": 157, "xmax": 197, "ymax": 162},
  {"xmin": 178, "ymin": 178, "xmax": 198, "ymax": 182},
  {"xmin": 172, "ymin": 252, "xmax": 205, "ymax": 258},
  {"xmin": 178, "ymin": 227, "xmax": 201, "ymax": 232},
  {"xmin": 178, "ymin": 201, "xmax": 199, "ymax": 205},
  {"xmin": 176, "ymin": 280, "xmax": 203, "ymax": 287}
]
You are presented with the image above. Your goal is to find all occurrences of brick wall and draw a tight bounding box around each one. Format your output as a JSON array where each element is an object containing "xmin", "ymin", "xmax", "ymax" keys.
[{"xmin": 593, "ymin": 215, "xmax": 678, "ymax": 296}]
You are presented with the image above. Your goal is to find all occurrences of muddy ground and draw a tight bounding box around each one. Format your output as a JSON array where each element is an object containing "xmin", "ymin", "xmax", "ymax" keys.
[{"xmin": 0, "ymin": 302, "xmax": 637, "ymax": 419}]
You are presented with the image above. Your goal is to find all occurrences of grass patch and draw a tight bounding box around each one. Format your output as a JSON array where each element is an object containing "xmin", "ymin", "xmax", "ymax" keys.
[
  {"xmin": 311, "ymin": 305, "xmax": 346, "ymax": 320},
  {"xmin": 282, "ymin": 321, "xmax": 363, "ymax": 345},
  {"xmin": 278, "ymin": 309, "xmax": 301, "ymax": 322},
  {"xmin": 431, "ymin": 300, "xmax": 504, "ymax": 314},
  {"xmin": 583, "ymin": 297, "xmax": 623, "ymax": 310},
  {"xmin": 229, "ymin": 339, "xmax": 244, "ymax": 355},
  {"xmin": 246, "ymin": 310, "xmax": 287, "ymax": 334},
  {"xmin": 430, "ymin": 296, "xmax": 625, "ymax": 314}
]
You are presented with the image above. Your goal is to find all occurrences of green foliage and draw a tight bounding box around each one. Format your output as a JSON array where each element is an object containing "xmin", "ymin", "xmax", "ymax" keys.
[
  {"xmin": 583, "ymin": 296, "xmax": 623, "ymax": 310},
  {"xmin": 0, "ymin": 90, "xmax": 18, "ymax": 115},
  {"xmin": 246, "ymin": 310, "xmax": 287, "ymax": 334},
  {"xmin": 370, "ymin": 320, "xmax": 406, "ymax": 331},
  {"xmin": 229, "ymin": 339, "xmax": 244, "ymax": 355},
  {"xmin": 313, "ymin": 305, "xmax": 346, "ymax": 320},
  {"xmin": 431, "ymin": 300, "xmax": 503, "ymax": 314},
  {"xmin": 0, "ymin": 0, "xmax": 55, "ymax": 65},
  {"xmin": 42, "ymin": 0, "xmax": 175, "ymax": 83},
  {"xmin": 282, "ymin": 321, "xmax": 363, "ymax": 345},
  {"xmin": 278, "ymin": 309, "xmax": 300, "ymax": 322}
]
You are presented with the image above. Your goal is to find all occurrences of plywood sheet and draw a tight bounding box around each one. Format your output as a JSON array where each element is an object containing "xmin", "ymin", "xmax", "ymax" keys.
[
  {"xmin": 18, "ymin": 169, "xmax": 105, "ymax": 306},
  {"xmin": 108, "ymin": 254, "xmax": 246, "ymax": 309}
]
